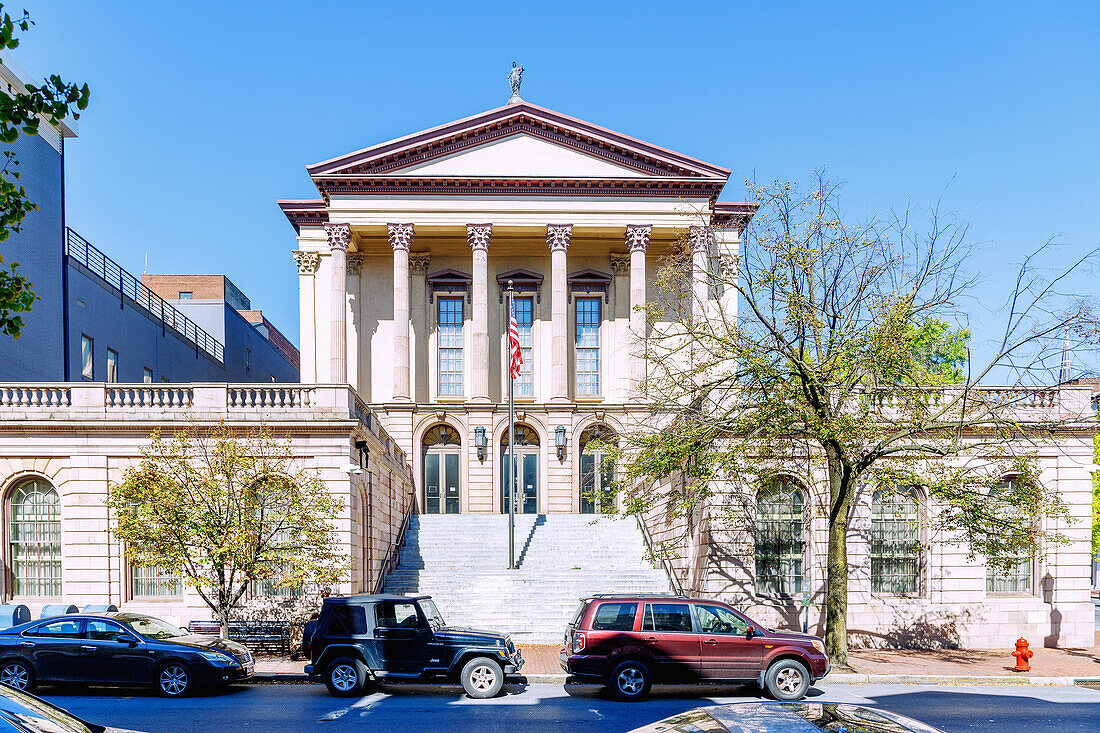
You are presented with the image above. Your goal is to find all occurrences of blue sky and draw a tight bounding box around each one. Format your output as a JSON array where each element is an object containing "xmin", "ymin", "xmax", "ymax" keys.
[{"xmin": 11, "ymin": 1, "xmax": 1100, "ymax": 365}]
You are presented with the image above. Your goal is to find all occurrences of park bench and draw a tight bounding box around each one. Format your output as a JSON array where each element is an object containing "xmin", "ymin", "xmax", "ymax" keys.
[{"xmin": 187, "ymin": 620, "xmax": 292, "ymax": 656}]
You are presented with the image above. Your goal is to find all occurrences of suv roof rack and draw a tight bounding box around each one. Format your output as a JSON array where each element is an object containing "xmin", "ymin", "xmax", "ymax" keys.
[{"xmin": 584, "ymin": 594, "xmax": 691, "ymax": 600}]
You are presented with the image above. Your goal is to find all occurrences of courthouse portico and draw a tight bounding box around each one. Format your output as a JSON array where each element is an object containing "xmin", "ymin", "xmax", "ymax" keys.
[{"xmin": 281, "ymin": 100, "xmax": 754, "ymax": 516}]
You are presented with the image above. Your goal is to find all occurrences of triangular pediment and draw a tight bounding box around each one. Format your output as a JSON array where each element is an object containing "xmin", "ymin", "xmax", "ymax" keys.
[{"xmin": 307, "ymin": 101, "xmax": 730, "ymax": 181}]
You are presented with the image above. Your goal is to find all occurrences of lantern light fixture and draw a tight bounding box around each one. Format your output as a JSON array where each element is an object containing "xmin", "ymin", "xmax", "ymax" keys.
[
  {"xmin": 555, "ymin": 425, "xmax": 567, "ymax": 462},
  {"xmin": 474, "ymin": 425, "xmax": 487, "ymax": 462}
]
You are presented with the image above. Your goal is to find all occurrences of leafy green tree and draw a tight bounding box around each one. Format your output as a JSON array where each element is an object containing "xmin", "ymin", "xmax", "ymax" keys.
[
  {"xmin": 0, "ymin": 4, "xmax": 88, "ymax": 337},
  {"xmin": 108, "ymin": 425, "xmax": 346, "ymax": 639},
  {"xmin": 617, "ymin": 174, "xmax": 1092, "ymax": 665}
]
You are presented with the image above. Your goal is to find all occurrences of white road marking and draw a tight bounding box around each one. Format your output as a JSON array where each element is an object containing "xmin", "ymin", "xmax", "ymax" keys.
[{"xmin": 319, "ymin": 692, "xmax": 388, "ymax": 721}]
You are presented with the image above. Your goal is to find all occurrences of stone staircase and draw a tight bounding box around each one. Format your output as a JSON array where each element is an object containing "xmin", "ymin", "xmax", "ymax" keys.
[{"xmin": 382, "ymin": 514, "xmax": 674, "ymax": 645}]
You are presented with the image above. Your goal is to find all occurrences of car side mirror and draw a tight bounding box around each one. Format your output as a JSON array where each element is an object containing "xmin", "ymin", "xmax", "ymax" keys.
[
  {"xmin": 125, "ymin": 637, "xmax": 140, "ymax": 647},
  {"xmin": 745, "ymin": 627, "xmax": 755, "ymax": 640}
]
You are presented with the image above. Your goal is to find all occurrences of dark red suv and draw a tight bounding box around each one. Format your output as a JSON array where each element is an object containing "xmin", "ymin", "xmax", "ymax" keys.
[{"xmin": 560, "ymin": 594, "xmax": 829, "ymax": 701}]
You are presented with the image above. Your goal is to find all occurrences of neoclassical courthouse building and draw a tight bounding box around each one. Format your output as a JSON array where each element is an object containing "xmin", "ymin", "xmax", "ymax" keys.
[{"xmin": 0, "ymin": 90, "xmax": 1094, "ymax": 649}]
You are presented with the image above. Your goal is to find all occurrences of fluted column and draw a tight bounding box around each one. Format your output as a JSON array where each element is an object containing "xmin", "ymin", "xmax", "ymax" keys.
[
  {"xmin": 468, "ymin": 224, "xmax": 492, "ymax": 403},
  {"xmin": 689, "ymin": 225, "xmax": 710, "ymax": 321},
  {"xmin": 547, "ymin": 224, "xmax": 572, "ymax": 403},
  {"xmin": 293, "ymin": 251, "xmax": 320, "ymax": 383},
  {"xmin": 389, "ymin": 224, "xmax": 414, "ymax": 402},
  {"xmin": 626, "ymin": 225, "xmax": 651, "ymax": 393},
  {"xmin": 324, "ymin": 223, "xmax": 351, "ymax": 384}
]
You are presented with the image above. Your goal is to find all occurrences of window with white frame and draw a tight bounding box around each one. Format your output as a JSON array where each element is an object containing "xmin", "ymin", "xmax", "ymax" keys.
[
  {"xmin": 132, "ymin": 565, "xmax": 181, "ymax": 597},
  {"xmin": 575, "ymin": 298, "xmax": 600, "ymax": 395},
  {"xmin": 514, "ymin": 296, "xmax": 533, "ymax": 396},
  {"xmin": 80, "ymin": 335, "xmax": 93, "ymax": 380},
  {"xmin": 438, "ymin": 297, "xmax": 464, "ymax": 396},
  {"xmin": 986, "ymin": 478, "xmax": 1034, "ymax": 594},
  {"xmin": 871, "ymin": 488, "xmax": 921, "ymax": 594},
  {"xmin": 10, "ymin": 479, "xmax": 61, "ymax": 597},
  {"xmin": 106, "ymin": 348, "xmax": 118, "ymax": 383},
  {"xmin": 142, "ymin": 367, "xmax": 153, "ymax": 383},
  {"xmin": 755, "ymin": 480, "xmax": 804, "ymax": 595}
]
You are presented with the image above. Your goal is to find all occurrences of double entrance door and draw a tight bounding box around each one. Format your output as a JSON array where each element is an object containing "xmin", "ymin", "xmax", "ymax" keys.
[
  {"xmin": 423, "ymin": 450, "xmax": 460, "ymax": 514},
  {"xmin": 501, "ymin": 449, "xmax": 538, "ymax": 514}
]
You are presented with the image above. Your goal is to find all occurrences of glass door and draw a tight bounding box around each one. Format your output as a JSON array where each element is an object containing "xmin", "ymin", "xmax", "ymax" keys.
[
  {"xmin": 501, "ymin": 451, "xmax": 538, "ymax": 514},
  {"xmin": 580, "ymin": 449, "xmax": 615, "ymax": 514},
  {"xmin": 424, "ymin": 450, "xmax": 461, "ymax": 514}
]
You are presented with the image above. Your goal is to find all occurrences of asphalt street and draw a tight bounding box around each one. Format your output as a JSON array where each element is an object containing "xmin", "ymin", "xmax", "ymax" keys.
[{"xmin": 36, "ymin": 681, "xmax": 1100, "ymax": 733}]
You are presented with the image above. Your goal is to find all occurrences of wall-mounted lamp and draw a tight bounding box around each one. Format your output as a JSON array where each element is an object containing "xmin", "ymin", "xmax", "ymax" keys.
[
  {"xmin": 555, "ymin": 425, "xmax": 567, "ymax": 462},
  {"xmin": 354, "ymin": 439, "xmax": 369, "ymax": 471},
  {"xmin": 474, "ymin": 425, "xmax": 487, "ymax": 462}
]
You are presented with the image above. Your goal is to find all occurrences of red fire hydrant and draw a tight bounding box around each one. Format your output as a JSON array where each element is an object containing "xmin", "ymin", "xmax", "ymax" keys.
[{"xmin": 1012, "ymin": 637, "xmax": 1033, "ymax": 672}]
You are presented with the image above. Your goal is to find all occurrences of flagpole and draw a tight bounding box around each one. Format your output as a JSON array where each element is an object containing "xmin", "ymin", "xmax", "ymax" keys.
[{"xmin": 507, "ymin": 280, "xmax": 516, "ymax": 570}]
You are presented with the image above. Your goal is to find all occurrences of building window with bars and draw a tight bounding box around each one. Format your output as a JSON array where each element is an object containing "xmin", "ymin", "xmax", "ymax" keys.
[
  {"xmin": 81, "ymin": 335, "xmax": 93, "ymax": 380},
  {"xmin": 514, "ymin": 296, "xmax": 534, "ymax": 396},
  {"xmin": 106, "ymin": 348, "xmax": 119, "ymax": 383},
  {"xmin": 755, "ymin": 480, "xmax": 805, "ymax": 596},
  {"xmin": 438, "ymin": 297, "xmax": 464, "ymax": 396},
  {"xmin": 575, "ymin": 298, "xmax": 601, "ymax": 396},
  {"xmin": 986, "ymin": 478, "xmax": 1034, "ymax": 595},
  {"xmin": 871, "ymin": 488, "xmax": 921, "ymax": 595},
  {"xmin": 251, "ymin": 526, "xmax": 302, "ymax": 597},
  {"xmin": 10, "ymin": 479, "xmax": 61, "ymax": 597},
  {"xmin": 132, "ymin": 565, "xmax": 181, "ymax": 597}
]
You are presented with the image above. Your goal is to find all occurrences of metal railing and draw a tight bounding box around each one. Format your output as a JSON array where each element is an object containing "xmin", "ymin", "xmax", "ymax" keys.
[
  {"xmin": 65, "ymin": 228, "xmax": 225, "ymax": 364},
  {"xmin": 374, "ymin": 489, "xmax": 417, "ymax": 595}
]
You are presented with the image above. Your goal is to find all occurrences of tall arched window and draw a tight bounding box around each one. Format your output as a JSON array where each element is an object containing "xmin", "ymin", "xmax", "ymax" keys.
[
  {"xmin": 422, "ymin": 424, "xmax": 461, "ymax": 514},
  {"xmin": 10, "ymin": 479, "xmax": 61, "ymax": 597},
  {"xmin": 579, "ymin": 425, "xmax": 617, "ymax": 514},
  {"xmin": 871, "ymin": 488, "xmax": 920, "ymax": 594},
  {"xmin": 501, "ymin": 425, "xmax": 539, "ymax": 514},
  {"xmin": 755, "ymin": 480, "xmax": 804, "ymax": 595},
  {"xmin": 986, "ymin": 478, "xmax": 1033, "ymax": 594}
]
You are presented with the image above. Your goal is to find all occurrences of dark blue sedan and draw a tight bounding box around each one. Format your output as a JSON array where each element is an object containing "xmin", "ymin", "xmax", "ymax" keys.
[{"xmin": 0, "ymin": 613, "xmax": 253, "ymax": 697}]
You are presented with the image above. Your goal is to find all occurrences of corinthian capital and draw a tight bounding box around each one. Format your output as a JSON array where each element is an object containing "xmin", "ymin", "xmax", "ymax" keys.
[
  {"xmin": 546, "ymin": 224, "xmax": 572, "ymax": 252},
  {"xmin": 292, "ymin": 250, "xmax": 320, "ymax": 275},
  {"xmin": 324, "ymin": 222, "xmax": 352, "ymax": 253},
  {"xmin": 467, "ymin": 223, "xmax": 492, "ymax": 252},
  {"xmin": 388, "ymin": 223, "xmax": 414, "ymax": 252},
  {"xmin": 626, "ymin": 224, "xmax": 651, "ymax": 253},
  {"xmin": 688, "ymin": 225, "xmax": 710, "ymax": 253},
  {"xmin": 609, "ymin": 253, "xmax": 630, "ymax": 276},
  {"xmin": 408, "ymin": 252, "xmax": 432, "ymax": 274},
  {"xmin": 346, "ymin": 253, "xmax": 364, "ymax": 275}
]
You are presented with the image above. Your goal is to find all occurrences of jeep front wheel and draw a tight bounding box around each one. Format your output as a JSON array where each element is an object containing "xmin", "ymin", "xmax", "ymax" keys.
[
  {"xmin": 325, "ymin": 657, "xmax": 368, "ymax": 697},
  {"xmin": 460, "ymin": 656, "xmax": 503, "ymax": 699}
]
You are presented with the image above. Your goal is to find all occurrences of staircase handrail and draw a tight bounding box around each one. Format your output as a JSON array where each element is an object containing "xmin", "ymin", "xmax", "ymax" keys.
[
  {"xmin": 374, "ymin": 489, "xmax": 416, "ymax": 595},
  {"xmin": 633, "ymin": 514, "xmax": 685, "ymax": 597}
]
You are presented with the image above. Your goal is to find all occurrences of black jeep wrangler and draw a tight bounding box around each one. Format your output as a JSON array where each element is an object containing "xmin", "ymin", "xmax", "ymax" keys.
[{"xmin": 305, "ymin": 594, "xmax": 524, "ymax": 698}]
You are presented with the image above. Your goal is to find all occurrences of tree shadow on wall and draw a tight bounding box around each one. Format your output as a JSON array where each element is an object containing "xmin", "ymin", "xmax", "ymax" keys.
[{"xmin": 848, "ymin": 606, "xmax": 974, "ymax": 651}]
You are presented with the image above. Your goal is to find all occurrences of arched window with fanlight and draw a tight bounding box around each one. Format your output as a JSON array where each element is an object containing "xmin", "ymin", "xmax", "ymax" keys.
[
  {"xmin": 9, "ymin": 478, "xmax": 61, "ymax": 597},
  {"xmin": 755, "ymin": 479, "xmax": 805, "ymax": 596},
  {"xmin": 986, "ymin": 477, "xmax": 1034, "ymax": 595},
  {"xmin": 422, "ymin": 424, "xmax": 462, "ymax": 514},
  {"xmin": 871, "ymin": 487, "xmax": 921, "ymax": 595},
  {"xmin": 501, "ymin": 425, "xmax": 539, "ymax": 514},
  {"xmin": 579, "ymin": 424, "xmax": 617, "ymax": 514}
]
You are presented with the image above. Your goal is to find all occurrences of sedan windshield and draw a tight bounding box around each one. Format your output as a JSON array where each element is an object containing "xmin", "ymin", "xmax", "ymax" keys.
[
  {"xmin": 118, "ymin": 615, "xmax": 188, "ymax": 640},
  {"xmin": 419, "ymin": 600, "xmax": 446, "ymax": 630}
]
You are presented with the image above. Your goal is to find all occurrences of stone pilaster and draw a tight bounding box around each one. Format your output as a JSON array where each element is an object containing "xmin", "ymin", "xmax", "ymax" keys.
[
  {"xmin": 409, "ymin": 252, "xmax": 431, "ymax": 403},
  {"xmin": 389, "ymin": 224, "xmax": 414, "ymax": 402},
  {"xmin": 323, "ymin": 223, "xmax": 351, "ymax": 384},
  {"xmin": 626, "ymin": 225, "xmax": 651, "ymax": 393},
  {"xmin": 689, "ymin": 225, "xmax": 710, "ymax": 321},
  {"xmin": 293, "ymin": 251, "xmax": 320, "ymax": 383},
  {"xmin": 467, "ymin": 224, "xmax": 492, "ymax": 403},
  {"xmin": 547, "ymin": 224, "xmax": 572, "ymax": 403},
  {"xmin": 346, "ymin": 254, "xmax": 363, "ymax": 394}
]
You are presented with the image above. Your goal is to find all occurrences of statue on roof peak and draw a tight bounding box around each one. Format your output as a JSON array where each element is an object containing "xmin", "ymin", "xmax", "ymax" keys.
[{"xmin": 507, "ymin": 62, "xmax": 524, "ymax": 104}]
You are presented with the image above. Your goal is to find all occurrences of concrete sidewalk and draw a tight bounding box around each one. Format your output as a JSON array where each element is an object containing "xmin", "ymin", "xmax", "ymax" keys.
[{"xmin": 253, "ymin": 642, "xmax": 1100, "ymax": 686}]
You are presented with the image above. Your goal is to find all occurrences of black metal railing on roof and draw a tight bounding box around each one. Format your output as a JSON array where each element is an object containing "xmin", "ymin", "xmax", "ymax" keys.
[{"xmin": 65, "ymin": 228, "xmax": 225, "ymax": 364}]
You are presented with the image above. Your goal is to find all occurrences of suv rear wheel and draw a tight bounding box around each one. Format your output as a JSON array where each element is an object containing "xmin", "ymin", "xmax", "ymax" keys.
[
  {"xmin": 609, "ymin": 660, "xmax": 651, "ymax": 701},
  {"xmin": 763, "ymin": 658, "xmax": 811, "ymax": 700},
  {"xmin": 325, "ymin": 657, "xmax": 369, "ymax": 697},
  {"xmin": 460, "ymin": 656, "xmax": 503, "ymax": 699}
]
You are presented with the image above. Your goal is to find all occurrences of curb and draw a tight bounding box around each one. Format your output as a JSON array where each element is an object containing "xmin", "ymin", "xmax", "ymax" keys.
[{"xmin": 250, "ymin": 672, "xmax": 1098, "ymax": 687}]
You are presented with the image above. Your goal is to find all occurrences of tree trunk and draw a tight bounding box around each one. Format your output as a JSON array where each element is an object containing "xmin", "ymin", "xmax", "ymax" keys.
[
  {"xmin": 823, "ymin": 445, "xmax": 854, "ymax": 667},
  {"xmin": 218, "ymin": 606, "xmax": 229, "ymax": 641}
]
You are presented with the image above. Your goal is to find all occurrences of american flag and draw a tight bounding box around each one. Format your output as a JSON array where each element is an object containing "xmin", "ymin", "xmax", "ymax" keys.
[{"xmin": 508, "ymin": 297, "xmax": 523, "ymax": 380}]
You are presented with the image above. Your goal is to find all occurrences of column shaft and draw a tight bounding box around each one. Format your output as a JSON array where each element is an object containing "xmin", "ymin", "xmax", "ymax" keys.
[
  {"xmin": 324, "ymin": 223, "xmax": 351, "ymax": 384},
  {"xmin": 626, "ymin": 225, "xmax": 651, "ymax": 393},
  {"xmin": 293, "ymin": 251, "xmax": 320, "ymax": 383},
  {"xmin": 548, "ymin": 225, "xmax": 572, "ymax": 402},
  {"xmin": 690, "ymin": 226, "xmax": 710, "ymax": 322},
  {"xmin": 468, "ymin": 224, "xmax": 492, "ymax": 402},
  {"xmin": 389, "ymin": 224, "xmax": 414, "ymax": 402}
]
